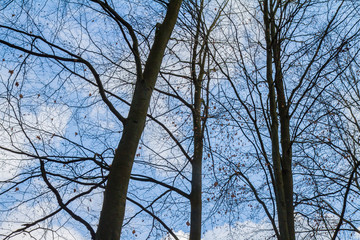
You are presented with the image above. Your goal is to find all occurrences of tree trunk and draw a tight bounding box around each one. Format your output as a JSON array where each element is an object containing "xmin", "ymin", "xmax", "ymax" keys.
[
  {"xmin": 273, "ymin": 37, "xmax": 295, "ymax": 240},
  {"xmin": 190, "ymin": 82, "xmax": 204, "ymax": 240},
  {"xmin": 189, "ymin": 2, "xmax": 205, "ymax": 238},
  {"xmin": 95, "ymin": 1, "xmax": 183, "ymax": 239},
  {"xmin": 263, "ymin": 0, "xmax": 295, "ymax": 239}
]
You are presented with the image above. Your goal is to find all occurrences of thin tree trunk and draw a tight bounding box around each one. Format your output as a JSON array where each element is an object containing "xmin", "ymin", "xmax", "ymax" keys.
[
  {"xmin": 96, "ymin": 1, "xmax": 182, "ymax": 239},
  {"xmin": 190, "ymin": 82, "xmax": 204, "ymax": 240},
  {"xmin": 263, "ymin": 0, "xmax": 294, "ymax": 239},
  {"xmin": 273, "ymin": 44, "xmax": 295, "ymax": 240},
  {"xmin": 271, "ymin": 3, "xmax": 295, "ymax": 238},
  {"xmin": 189, "ymin": 2, "xmax": 205, "ymax": 239}
]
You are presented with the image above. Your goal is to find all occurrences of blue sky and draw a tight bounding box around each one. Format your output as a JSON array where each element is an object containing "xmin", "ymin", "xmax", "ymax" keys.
[{"xmin": 1, "ymin": 0, "xmax": 360, "ymax": 239}]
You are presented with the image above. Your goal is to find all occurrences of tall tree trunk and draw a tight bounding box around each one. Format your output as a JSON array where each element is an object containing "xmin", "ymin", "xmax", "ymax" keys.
[
  {"xmin": 189, "ymin": 2, "xmax": 205, "ymax": 239},
  {"xmin": 273, "ymin": 32, "xmax": 295, "ymax": 240},
  {"xmin": 96, "ymin": 1, "xmax": 183, "ymax": 239},
  {"xmin": 263, "ymin": 0, "xmax": 295, "ymax": 239},
  {"xmin": 190, "ymin": 82, "xmax": 204, "ymax": 240}
]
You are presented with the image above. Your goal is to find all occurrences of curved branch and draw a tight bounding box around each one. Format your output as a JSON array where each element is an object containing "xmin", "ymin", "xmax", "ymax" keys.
[
  {"xmin": 131, "ymin": 173, "xmax": 190, "ymax": 199},
  {"xmin": 127, "ymin": 196, "xmax": 180, "ymax": 240}
]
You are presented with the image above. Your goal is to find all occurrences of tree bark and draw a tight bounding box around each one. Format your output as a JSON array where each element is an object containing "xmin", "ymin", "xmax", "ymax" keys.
[
  {"xmin": 95, "ymin": 1, "xmax": 183, "ymax": 239},
  {"xmin": 190, "ymin": 82, "xmax": 204, "ymax": 240},
  {"xmin": 263, "ymin": 0, "xmax": 295, "ymax": 239},
  {"xmin": 189, "ymin": 2, "xmax": 205, "ymax": 238}
]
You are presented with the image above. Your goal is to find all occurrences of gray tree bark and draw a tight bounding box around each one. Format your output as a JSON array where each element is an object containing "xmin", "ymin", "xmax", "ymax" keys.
[
  {"xmin": 95, "ymin": 1, "xmax": 183, "ymax": 239},
  {"xmin": 263, "ymin": 1, "xmax": 295, "ymax": 239}
]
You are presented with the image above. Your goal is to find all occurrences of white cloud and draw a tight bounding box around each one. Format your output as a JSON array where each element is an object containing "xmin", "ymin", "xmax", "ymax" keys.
[
  {"xmin": 203, "ymin": 221, "xmax": 275, "ymax": 240},
  {"xmin": 163, "ymin": 216, "xmax": 360, "ymax": 240},
  {"xmin": 162, "ymin": 221, "xmax": 274, "ymax": 240},
  {"xmin": 22, "ymin": 104, "xmax": 71, "ymax": 138},
  {"xmin": 162, "ymin": 230, "xmax": 189, "ymax": 240},
  {"xmin": 0, "ymin": 198, "xmax": 87, "ymax": 240}
]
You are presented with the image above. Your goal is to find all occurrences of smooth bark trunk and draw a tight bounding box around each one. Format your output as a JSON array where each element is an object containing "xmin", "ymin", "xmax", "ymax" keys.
[
  {"xmin": 189, "ymin": 2, "xmax": 205, "ymax": 238},
  {"xmin": 263, "ymin": 1, "xmax": 295, "ymax": 239},
  {"xmin": 190, "ymin": 82, "xmax": 204, "ymax": 240},
  {"xmin": 96, "ymin": 1, "xmax": 182, "ymax": 239}
]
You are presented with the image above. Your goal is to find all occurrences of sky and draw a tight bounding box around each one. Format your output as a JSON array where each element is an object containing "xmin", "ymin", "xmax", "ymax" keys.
[{"xmin": 1, "ymin": 0, "xmax": 360, "ymax": 239}]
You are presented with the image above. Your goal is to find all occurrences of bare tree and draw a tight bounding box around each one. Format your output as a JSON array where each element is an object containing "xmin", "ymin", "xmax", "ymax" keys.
[
  {"xmin": 314, "ymin": 54, "xmax": 360, "ymax": 239},
  {"xmin": 207, "ymin": 0, "xmax": 360, "ymax": 239},
  {"xmin": 0, "ymin": 0, "xmax": 182, "ymax": 239},
  {"xmin": 2, "ymin": 0, "xmax": 360, "ymax": 240},
  {"xmin": 124, "ymin": 1, "xmax": 228, "ymax": 239},
  {"xmin": 94, "ymin": 0, "xmax": 182, "ymax": 239}
]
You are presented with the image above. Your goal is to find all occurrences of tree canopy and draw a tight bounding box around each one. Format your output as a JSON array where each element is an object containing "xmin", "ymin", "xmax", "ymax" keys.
[{"xmin": 1, "ymin": 0, "xmax": 360, "ymax": 239}]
